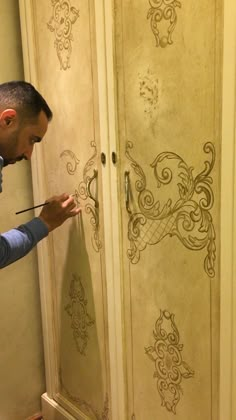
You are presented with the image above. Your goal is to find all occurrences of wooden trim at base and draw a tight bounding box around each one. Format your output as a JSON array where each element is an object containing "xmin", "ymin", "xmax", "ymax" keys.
[
  {"xmin": 41, "ymin": 394, "xmax": 76, "ymax": 420},
  {"xmin": 26, "ymin": 414, "xmax": 43, "ymax": 420}
]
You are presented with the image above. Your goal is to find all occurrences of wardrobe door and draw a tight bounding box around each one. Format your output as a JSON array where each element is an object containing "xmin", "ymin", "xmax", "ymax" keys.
[
  {"xmin": 20, "ymin": 1, "xmax": 111, "ymax": 418},
  {"xmin": 114, "ymin": 1, "xmax": 222, "ymax": 418}
]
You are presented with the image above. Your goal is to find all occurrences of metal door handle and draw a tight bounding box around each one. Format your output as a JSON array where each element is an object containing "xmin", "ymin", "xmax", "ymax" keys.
[
  {"xmin": 87, "ymin": 169, "xmax": 99, "ymax": 208},
  {"xmin": 125, "ymin": 171, "xmax": 131, "ymax": 214}
]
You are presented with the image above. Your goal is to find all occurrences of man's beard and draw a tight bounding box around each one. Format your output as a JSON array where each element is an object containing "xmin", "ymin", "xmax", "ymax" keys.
[{"xmin": 3, "ymin": 155, "xmax": 26, "ymax": 167}]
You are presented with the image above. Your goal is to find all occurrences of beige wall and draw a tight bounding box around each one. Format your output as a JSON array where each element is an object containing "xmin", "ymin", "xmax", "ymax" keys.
[{"xmin": 0, "ymin": 1, "xmax": 45, "ymax": 419}]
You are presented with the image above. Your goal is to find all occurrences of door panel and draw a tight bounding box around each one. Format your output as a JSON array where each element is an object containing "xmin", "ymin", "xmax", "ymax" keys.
[
  {"xmin": 26, "ymin": 1, "xmax": 110, "ymax": 418},
  {"xmin": 114, "ymin": 0, "xmax": 222, "ymax": 418},
  {"xmin": 19, "ymin": 0, "xmax": 225, "ymax": 418}
]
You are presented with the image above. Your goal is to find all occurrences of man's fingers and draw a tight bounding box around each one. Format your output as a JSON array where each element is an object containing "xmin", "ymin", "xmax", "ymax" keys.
[
  {"xmin": 67, "ymin": 207, "xmax": 81, "ymax": 218},
  {"xmin": 62, "ymin": 195, "xmax": 76, "ymax": 207}
]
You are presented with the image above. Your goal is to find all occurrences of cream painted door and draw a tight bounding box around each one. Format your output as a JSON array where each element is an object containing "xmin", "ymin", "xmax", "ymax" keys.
[
  {"xmin": 20, "ymin": 1, "xmax": 111, "ymax": 419},
  {"xmin": 19, "ymin": 0, "xmax": 236, "ymax": 419},
  {"xmin": 112, "ymin": 0, "xmax": 222, "ymax": 418}
]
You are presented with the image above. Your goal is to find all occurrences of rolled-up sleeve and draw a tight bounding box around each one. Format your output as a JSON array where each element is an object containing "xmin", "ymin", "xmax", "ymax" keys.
[{"xmin": 0, "ymin": 217, "xmax": 48, "ymax": 268}]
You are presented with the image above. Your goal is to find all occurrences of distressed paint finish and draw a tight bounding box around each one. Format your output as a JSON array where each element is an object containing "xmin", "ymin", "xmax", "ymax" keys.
[
  {"xmin": 114, "ymin": 0, "xmax": 222, "ymax": 417},
  {"xmin": 29, "ymin": 0, "xmax": 111, "ymax": 417}
]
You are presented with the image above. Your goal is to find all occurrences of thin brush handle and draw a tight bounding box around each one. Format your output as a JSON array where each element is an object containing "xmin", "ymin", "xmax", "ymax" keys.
[
  {"xmin": 15, "ymin": 201, "xmax": 50, "ymax": 215},
  {"xmin": 15, "ymin": 194, "xmax": 78, "ymax": 215}
]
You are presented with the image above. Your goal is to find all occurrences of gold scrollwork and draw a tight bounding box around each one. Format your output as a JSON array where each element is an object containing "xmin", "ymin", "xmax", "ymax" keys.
[
  {"xmin": 147, "ymin": 0, "xmax": 181, "ymax": 48},
  {"xmin": 60, "ymin": 150, "xmax": 80, "ymax": 174},
  {"xmin": 78, "ymin": 142, "xmax": 102, "ymax": 252},
  {"xmin": 145, "ymin": 310, "xmax": 194, "ymax": 414},
  {"xmin": 78, "ymin": 141, "xmax": 97, "ymax": 200},
  {"xmin": 47, "ymin": 0, "xmax": 79, "ymax": 70},
  {"xmin": 60, "ymin": 141, "xmax": 102, "ymax": 252},
  {"xmin": 65, "ymin": 273, "xmax": 94, "ymax": 355},
  {"xmin": 126, "ymin": 141, "xmax": 216, "ymax": 278}
]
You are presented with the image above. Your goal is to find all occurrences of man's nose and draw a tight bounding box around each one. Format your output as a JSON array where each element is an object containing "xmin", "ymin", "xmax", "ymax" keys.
[{"xmin": 24, "ymin": 145, "xmax": 34, "ymax": 160}]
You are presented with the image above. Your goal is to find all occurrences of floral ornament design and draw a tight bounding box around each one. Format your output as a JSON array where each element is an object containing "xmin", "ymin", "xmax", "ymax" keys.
[
  {"xmin": 126, "ymin": 141, "xmax": 216, "ymax": 278},
  {"xmin": 65, "ymin": 273, "xmax": 94, "ymax": 355},
  {"xmin": 60, "ymin": 141, "xmax": 102, "ymax": 252},
  {"xmin": 147, "ymin": 0, "xmax": 181, "ymax": 48},
  {"xmin": 47, "ymin": 0, "xmax": 79, "ymax": 70},
  {"xmin": 139, "ymin": 68, "xmax": 159, "ymax": 120},
  {"xmin": 145, "ymin": 310, "xmax": 194, "ymax": 414}
]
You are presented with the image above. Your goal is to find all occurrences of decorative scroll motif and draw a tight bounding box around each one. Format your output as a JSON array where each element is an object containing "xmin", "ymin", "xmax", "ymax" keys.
[
  {"xmin": 147, "ymin": 0, "xmax": 181, "ymax": 48},
  {"xmin": 139, "ymin": 68, "xmax": 159, "ymax": 120},
  {"xmin": 60, "ymin": 141, "xmax": 102, "ymax": 252},
  {"xmin": 47, "ymin": 0, "xmax": 79, "ymax": 70},
  {"xmin": 126, "ymin": 141, "xmax": 216, "ymax": 277},
  {"xmin": 60, "ymin": 373, "xmax": 109, "ymax": 419},
  {"xmin": 77, "ymin": 141, "xmax": 102, "ymax": 251},
  {"xmin": 65, "ymin": 273, "xmax": 94, "ymax": 355},
  {"xmin": 145, "ymin": 310, "xmax": 194, "ymax": 414},
  {"xmin": 60, "ymin": 150, "xmax": 80, "ymax": 174}
]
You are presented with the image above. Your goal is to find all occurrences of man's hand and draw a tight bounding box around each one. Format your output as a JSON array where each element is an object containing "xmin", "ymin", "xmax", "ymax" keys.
[{"xmin": 39, "ymin": 193, "xmax": 81, "ymax": 232}]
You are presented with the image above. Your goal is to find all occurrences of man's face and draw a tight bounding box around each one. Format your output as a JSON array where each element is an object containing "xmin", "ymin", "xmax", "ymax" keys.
[{"xmin": 0, "ymin": 110, "xmax": 49, "ymax": 166}]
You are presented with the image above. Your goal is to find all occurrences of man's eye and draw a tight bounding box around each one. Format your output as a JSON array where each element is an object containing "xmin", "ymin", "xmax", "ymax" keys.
[{"xmin": 30, "ymin": 137, "xmax": 40, "ymax": 144}]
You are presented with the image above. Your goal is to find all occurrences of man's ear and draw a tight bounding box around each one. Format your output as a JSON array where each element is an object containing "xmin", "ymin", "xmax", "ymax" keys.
[{"xmin": 0, "ymin": 109, "xmax": 17, "ymax": 128}]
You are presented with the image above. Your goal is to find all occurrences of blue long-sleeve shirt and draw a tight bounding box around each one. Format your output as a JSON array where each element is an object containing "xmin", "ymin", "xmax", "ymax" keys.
[{"xmin": 0, "ymin": 156, "xmax": 48, "ymax": 268}]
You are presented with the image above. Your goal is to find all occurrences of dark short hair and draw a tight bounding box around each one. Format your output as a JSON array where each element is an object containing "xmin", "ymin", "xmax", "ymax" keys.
[{"xmin": 0, "ymin": 81, "xmax": 53, "ymax": 123}]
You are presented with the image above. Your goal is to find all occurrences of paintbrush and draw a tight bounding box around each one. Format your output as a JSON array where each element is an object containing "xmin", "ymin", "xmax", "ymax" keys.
[{"xmin": 15, "ymin": 194, "xmax": 78, "ymax": 215}]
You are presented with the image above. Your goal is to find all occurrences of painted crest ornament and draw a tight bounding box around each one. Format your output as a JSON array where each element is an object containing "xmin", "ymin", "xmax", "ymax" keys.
[
  {"xmin": 145, "ymin": 310, "xmax": 194, "ymax": 413},
  {"xmin": 47, "ymin": 0, "xmax": 79, "ymax": 70},
  {"xmin": 65, "ymin": 273, "xmax": 94, "ymax": 355},
  {"xmin": 147, "ymin": 0, "xmax": 181, "ymax": 48}
]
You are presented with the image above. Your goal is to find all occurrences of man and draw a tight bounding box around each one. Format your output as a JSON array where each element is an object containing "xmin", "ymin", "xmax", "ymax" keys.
[{"xmin": 0, "ymin": 81, "xmax": 80, "ymax": 268}]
